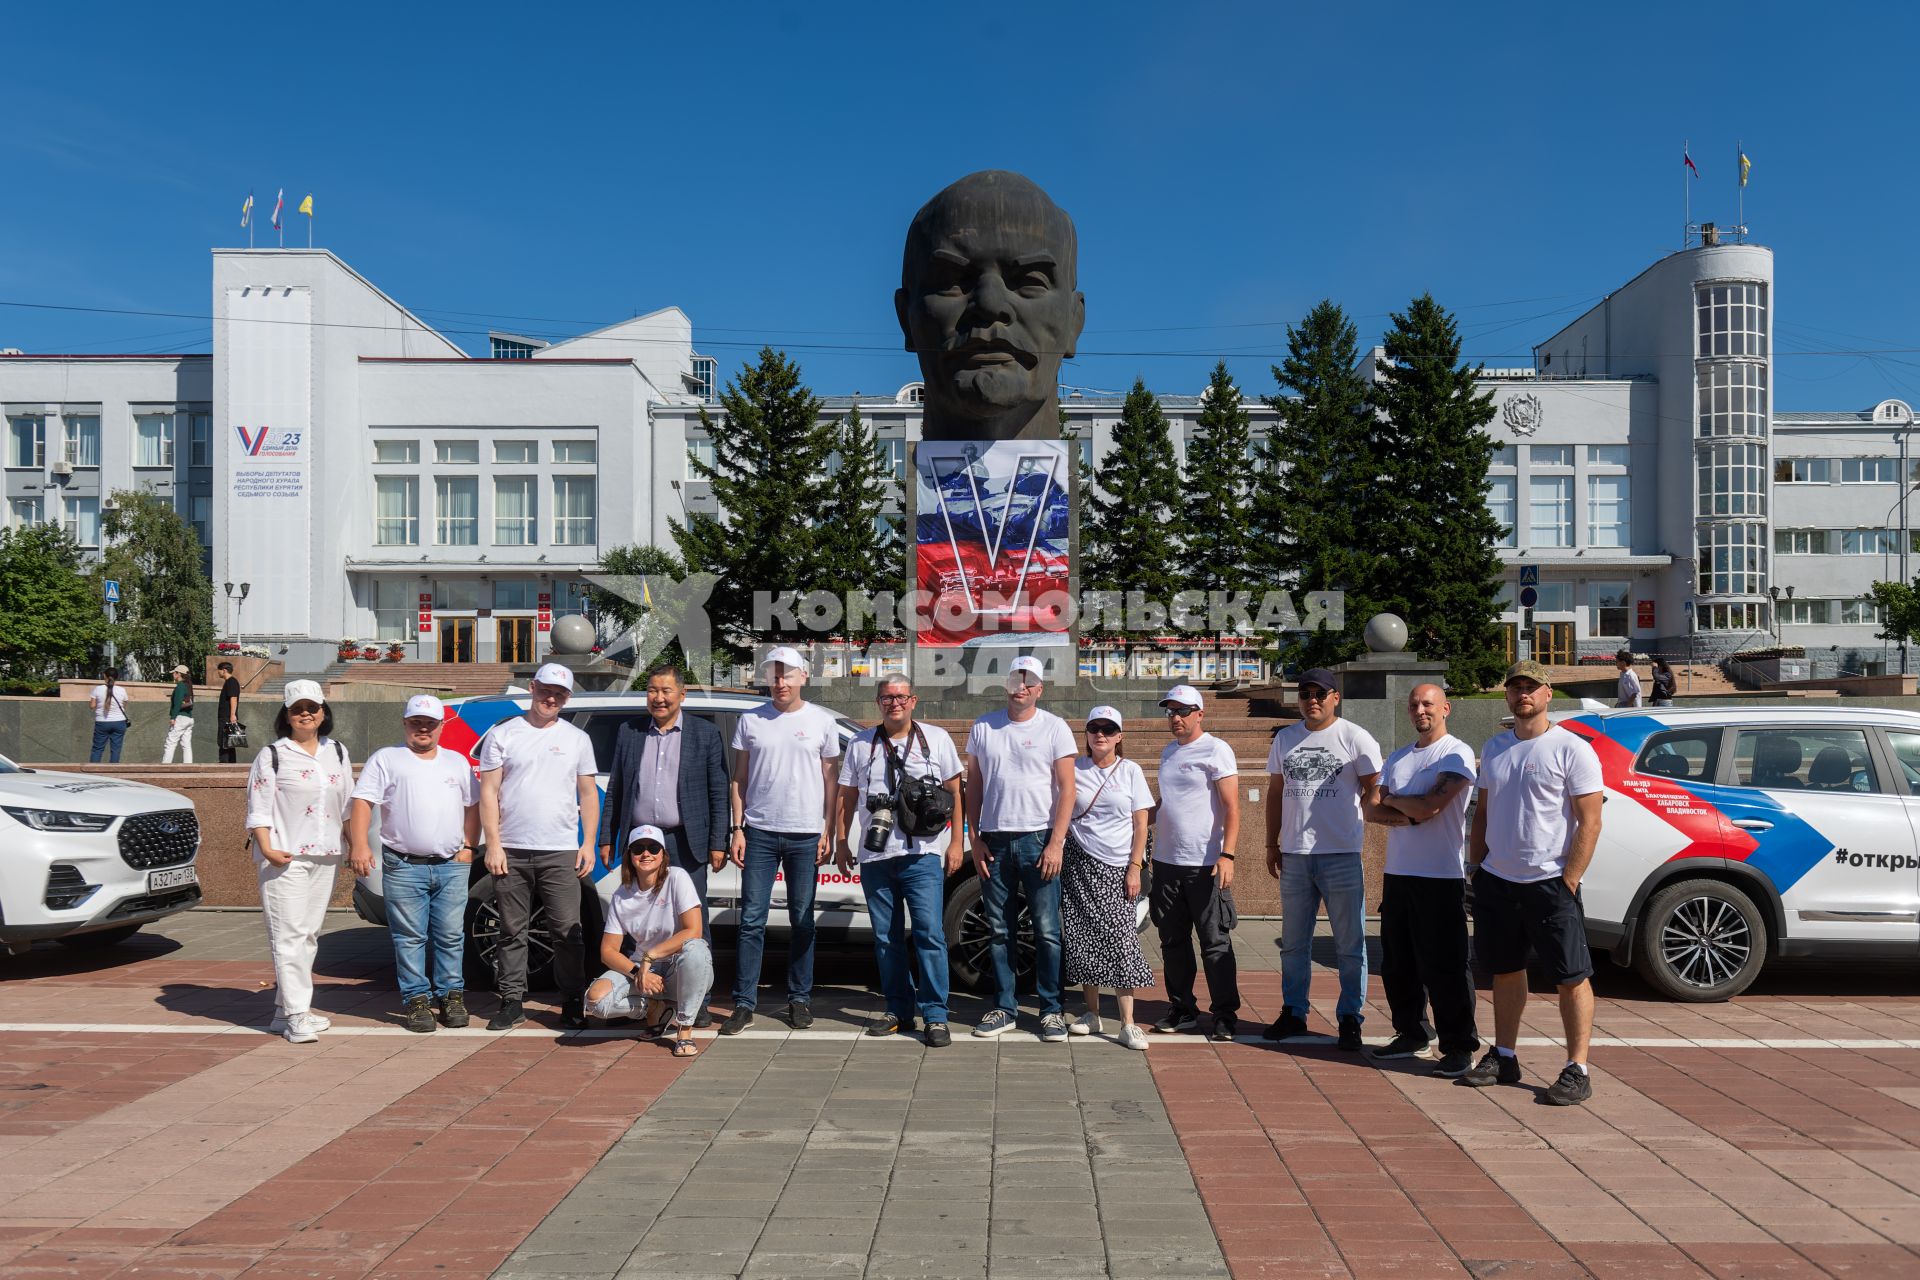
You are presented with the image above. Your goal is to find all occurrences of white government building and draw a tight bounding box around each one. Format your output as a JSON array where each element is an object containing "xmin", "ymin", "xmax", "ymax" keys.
[{"xmin": 0, "ymin": 240, "xmax": 1911, "ymax": 676}]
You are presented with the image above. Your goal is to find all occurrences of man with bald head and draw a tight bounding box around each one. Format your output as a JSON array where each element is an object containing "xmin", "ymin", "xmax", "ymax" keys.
[
  {"xmin": 897, "ymin": 170, "xmax": 1086, "ymax": 441},
  {"xmin": 1365, "ymin": 683, "xmax": 1481, "ymax": 1077}
]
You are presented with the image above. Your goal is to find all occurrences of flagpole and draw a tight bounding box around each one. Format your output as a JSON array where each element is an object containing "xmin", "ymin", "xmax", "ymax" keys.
[
  {"xmin": 1737, "ymin": 139, "xmax": 1745, "ymax": 237},
  {"xmin": 1683, "ymin": 139, "xmax": 1690, "ymax": 248}
]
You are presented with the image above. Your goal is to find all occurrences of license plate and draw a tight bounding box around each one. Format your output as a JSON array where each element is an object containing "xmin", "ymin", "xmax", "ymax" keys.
[{"xmin": 148, "ymin": 866, "xmax": 197, "ymax": 891}]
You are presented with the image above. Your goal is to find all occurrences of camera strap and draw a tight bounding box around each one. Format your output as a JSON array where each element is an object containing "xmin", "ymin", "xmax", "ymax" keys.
[{"xmin": 875, "ymin": 722, "xmax": 931, "ymax": 794}]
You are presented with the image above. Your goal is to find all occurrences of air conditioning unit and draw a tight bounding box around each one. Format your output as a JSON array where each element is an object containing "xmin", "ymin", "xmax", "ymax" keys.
[{"xmin": 51, "ymin": 460, "xmax": 74, "ymax": 479}]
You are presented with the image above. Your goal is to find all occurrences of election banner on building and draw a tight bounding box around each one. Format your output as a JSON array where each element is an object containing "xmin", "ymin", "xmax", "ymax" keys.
[
  {"xmin": 913, "ymin": 438, "xmax": 1071, "ymax": 647},
  {"xmin": 224, "ymin": 285, "xmax": 313, "ymax": 636}
]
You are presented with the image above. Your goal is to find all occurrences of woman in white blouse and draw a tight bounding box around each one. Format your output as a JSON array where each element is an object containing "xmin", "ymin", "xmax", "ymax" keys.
[
  {"xmin": 245, "ymin": 679, "xmax": 353, "ymax": 1044},
  {"xmin": 1062, "ymin": 706, "xmax": 1156, "ymax": 1050}
]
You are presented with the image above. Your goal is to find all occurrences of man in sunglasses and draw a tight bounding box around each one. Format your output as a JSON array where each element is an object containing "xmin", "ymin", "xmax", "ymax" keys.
[{"xmin": 1263, "ymin": 668, "xmax": 1382, "ymax": 1050}]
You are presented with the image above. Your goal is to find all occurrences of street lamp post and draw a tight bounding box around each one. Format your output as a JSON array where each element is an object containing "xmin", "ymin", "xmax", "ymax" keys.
[{"xmin": 229, "ymin": 582, "xmax": 250, "ymax": 651}]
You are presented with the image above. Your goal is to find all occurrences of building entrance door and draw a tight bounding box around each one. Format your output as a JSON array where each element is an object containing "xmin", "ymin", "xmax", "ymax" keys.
[
  {"xmin": 1533, "ymin": 622, "xmax": 1575, "ymax": 665},
  {"xmin": 439, "ymin": 617, "xmax": 476, "ymax": 663},
  {"xmin": 497, "ymin": 617, "xmax": 534, "ymax": 664}
]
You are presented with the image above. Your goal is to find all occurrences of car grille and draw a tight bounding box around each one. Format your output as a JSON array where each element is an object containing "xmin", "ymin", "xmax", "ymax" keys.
[{"xmin": 118, "ymin": 810, "xmax": 199, "ymax": 870}]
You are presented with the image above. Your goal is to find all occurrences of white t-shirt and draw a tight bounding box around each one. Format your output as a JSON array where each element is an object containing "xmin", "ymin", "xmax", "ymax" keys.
[
  {"xmin": 477, "ymin": 715, "xmax": 599, "ymax": 851},
  {"xmin": 1068, "ymin": 757, "xmax": 1154, "ymax": 868},
  {"xmin": 1154, "ymin": 734, "xmax": 1240, "ymax": 867},
  {"xmin": 731, "ymin": 702, "xmax": 842, "ymax": 834},
  {"xmin": 1617, "ymin": 668, "xmax": 1643, "ymax": 707},
  {"xmin": 1381, "ymin": 734, "xmax": 1477, "ymax": 879},
  {"xmin": 603, "ymin": 866, "xmax": 702, "ymax": 957},
  {"xmin": 352, "ymin": 745, "xmax": 479, "ymax": 858},
  {"xmin": 1476, "ymin": 725, "xmax": 1605, "ymax": 883},
  {"xmin": 1266, "ymin": 718, "xmax": 1383, "ymax": 855},
  {"xmin": 966, "ymin": 707, "xmax": 1077, "ymax": 832},
  {"xmin": 89, "ymin": 684, "xmax": 129, "ymax": 723},
  {"xmin": 838, "ymin": 722, "xmax": 962, "ymax": 862}
]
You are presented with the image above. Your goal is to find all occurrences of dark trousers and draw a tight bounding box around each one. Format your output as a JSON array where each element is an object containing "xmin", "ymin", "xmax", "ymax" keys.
[
  {"xmin": 1379, "ymin": 873, "xmax": 1480, "ymax": 1055},
  {"xmin": 1150, "ymin": 862, "xmax": 1240, "ymax": 1019},
  {"xmin": 218, "ymin": 721, "xmax": 238, "ymax": 765},
  {"xmin": 660, "ymin": 825, "xmax": 710, "ymax": 940},
  {"xmin": 494, "ymin": 847, "xmax": 585, "ymax": 1002}
]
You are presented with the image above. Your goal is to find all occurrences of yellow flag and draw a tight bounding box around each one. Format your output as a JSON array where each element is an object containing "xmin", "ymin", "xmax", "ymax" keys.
[{"xmin": 298, "ymin": 194, "xmax": 314, "ymax": 217}]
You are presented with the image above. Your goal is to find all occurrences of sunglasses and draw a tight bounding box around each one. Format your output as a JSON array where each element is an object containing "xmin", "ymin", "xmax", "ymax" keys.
[
  {"xmin": 629, "ymin": 845, "xmax": 665, "ymax": 857},
  {"xmin": 404, "ymin": 718, "xmax": 442, "ymax": 731},
  {"xmin": 288, "ymin": 703, "xmax": 324, "ymax": 716},
  {"xmin": 1298, "ymin": 687, "xmax": 1333, "ymax": 701},
  {"xmin": 877, "ymin": 693, "xmax": 915, "ymax": 704},
  {"xmin": 1086, "ymin": 724, "xmax": 1121, "ymax": 736},
  {"xmin": 1164, "ymin": 706, "xmax": 1200, "ymax": 718}
]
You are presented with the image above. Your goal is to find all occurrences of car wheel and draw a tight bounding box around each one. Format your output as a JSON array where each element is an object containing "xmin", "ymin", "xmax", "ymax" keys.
[
  {"xmin": 1633, "ymin": 878, "xmax": 1767, "ymax": 1001},
  {"xmin": 55, "ymin": 925, "xmax": 140, "ymax": 950},
  {"xmin": 462, "ymin": 875, "xmax": 603, "ymax": 994},
  {"xmin": 943, "ymin": 873, "xmax": 1035, "ymax": 993}
]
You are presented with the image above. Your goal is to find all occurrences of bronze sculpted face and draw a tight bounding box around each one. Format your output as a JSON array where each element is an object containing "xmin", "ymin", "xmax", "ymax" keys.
[{"xmin": 897, "ymin": 171, "xmax": 1085, "ymax": 440}]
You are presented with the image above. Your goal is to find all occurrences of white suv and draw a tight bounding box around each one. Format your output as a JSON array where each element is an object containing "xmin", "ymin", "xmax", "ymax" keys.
[
  {"xmin": 0, "ymin": 754, "xmax": 202, "ymax": 954},
  {"xmin": 351, "ymin": 690, "xmax": 1029, "ymax": 991},
  {"xmin": 1565, "ymin": 706, "xmax": 1920, "ymax": 1000}
]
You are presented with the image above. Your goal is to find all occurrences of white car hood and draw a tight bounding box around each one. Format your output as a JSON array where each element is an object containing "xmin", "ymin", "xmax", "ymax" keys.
[{"xmin": 0, "ymin": 769, "xmax": 192, "ymax": 816}]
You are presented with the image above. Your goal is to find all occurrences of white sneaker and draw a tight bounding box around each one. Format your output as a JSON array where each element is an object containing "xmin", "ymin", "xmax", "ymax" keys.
[
  {"xmin": 1070, "ymin": 1012, "xmax": 1103, "ymax": 1037},
  {"xmin": 269, "ymin": 1013, "xmax": 330, "ymax": 1033},
  {"xmin": 282, "ymin": 1014, "xmax": 319, "ymax": 1045},
  {"xmin": 1120, "ymin": 1024, "xmax": 1149, "ymax": 1051}
]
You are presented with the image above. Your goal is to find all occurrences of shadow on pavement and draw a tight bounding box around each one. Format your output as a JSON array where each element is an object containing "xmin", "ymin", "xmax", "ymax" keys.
[{"xmin": 0, "ymin": 929, "xmax": 183, "ymax": 979}]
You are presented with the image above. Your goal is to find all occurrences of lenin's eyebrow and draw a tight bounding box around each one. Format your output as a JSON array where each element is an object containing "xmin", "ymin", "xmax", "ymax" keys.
[
  {"xmin": 1013, "ymin": 252, "xmax": 1058, "ymax": 269},
  {"xmin": 930, "ymin": 248, "xmax": 969, "ymax": 267}
]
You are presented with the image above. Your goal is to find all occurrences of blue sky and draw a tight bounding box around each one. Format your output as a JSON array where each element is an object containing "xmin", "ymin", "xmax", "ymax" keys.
[{"xmin": 3, "ymin": 2, "xmax": 1915, "ymax": 411}]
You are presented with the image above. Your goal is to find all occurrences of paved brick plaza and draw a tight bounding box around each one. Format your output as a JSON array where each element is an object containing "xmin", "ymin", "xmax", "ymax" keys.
[{"xmin": 1, "ymin": 913, "xmax": 1918, "ymax": 1279}]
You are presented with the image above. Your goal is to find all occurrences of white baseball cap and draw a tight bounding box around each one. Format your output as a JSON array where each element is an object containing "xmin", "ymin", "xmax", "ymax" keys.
[
  {"xmin": 627, "ymin": 824, "xmax": 667, "ymax": 849},
  {"xmin": 403, "ymin": 694, "xmax": 445, "ymax": 721},
  {"xmin": 1085, "ymin": 705, "xmax": 1124, "ymax": 728},
  {"xmin": 1159, "ymin": 684, "xmax": 1204, "ymax": 711},
  {"xmin": 531, "ymin": 662, "xmax": 575, "ymax": 691},
  {"xmin": 1009, "ymin": 655, "xmax": 1045, "ymax": 681},
  {"xmin": 282, "ymin": 678, "xmax": 326, "ymax": 708},
  {"xmin": 761, "ymin": 645, "xmax": 808, "ymax": 675}
]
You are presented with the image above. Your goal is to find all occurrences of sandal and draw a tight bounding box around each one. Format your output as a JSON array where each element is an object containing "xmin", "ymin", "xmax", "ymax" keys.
[{"xmin": 672, "ymin": 1031, "xmax": 699, "ymax": 1057}]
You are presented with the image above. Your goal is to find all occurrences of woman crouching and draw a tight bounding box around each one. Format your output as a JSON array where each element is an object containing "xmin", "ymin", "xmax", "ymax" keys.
[{"xmin": 586, "ymin": 824, "xmax": 712, "ymax": 1056}]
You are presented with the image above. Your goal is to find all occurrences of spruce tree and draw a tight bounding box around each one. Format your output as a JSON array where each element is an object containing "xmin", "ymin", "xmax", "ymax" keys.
[
  {"xmin": 1082, "ymin": 379, "xmax": 1184, "ymax": 637},
  {"xmin": 671, "ymin": 348, "xmax": 837, "ymax": 650},
  {"xmin": 1251, "ymin": 301, "xmax": 1383, "ymax": 667},
  {"xmin": 815, "ymin": 405, "xmax": 900, "ymax": 641},
  {"xmin": 1181, "ymin": 361, "xmax": 1254, "ymax": 596},
  {"xmin": 1372, "ymin": 294, "xmax": 1506, "ymax": 691}
]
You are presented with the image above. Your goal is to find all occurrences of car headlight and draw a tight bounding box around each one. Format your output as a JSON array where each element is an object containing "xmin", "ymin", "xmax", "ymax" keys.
[{"xmin": 2, "ymin": 807, "xmax": 117, "ymax": 833}]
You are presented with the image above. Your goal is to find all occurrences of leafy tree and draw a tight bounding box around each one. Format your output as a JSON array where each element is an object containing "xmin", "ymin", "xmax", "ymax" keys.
[
  {"xmin": 1181, "ymin": 361, "xmax": 1255, "ymax": 597},
  {"xmin": 1866, "ymin": 580, "xmax": 1920, "ymax": 657},
  {"xmin": 1251, "ymin": 300, "xmax": 1383, "ymax": 668},
  {"xmin": 671, "ymin": 348, "xmax": 837, "ymax": 651},
  {"xmin": 0, "ymin": 522, "xmax": 108, "ymax": 683},
  {"xmin": 1371, "ymin": 294, "xmax": 1507, "ymax": 691},
  {"xmin": 1082, "ymin": 379, "xmax": 1185, "ymax": 637},
  {"xmin": 99, "ymin": 489, "xmax": 214, "ymax": 680},
  {"xmin": 815, "ymin": 405, "xmax": 901, "ymax": 639}
]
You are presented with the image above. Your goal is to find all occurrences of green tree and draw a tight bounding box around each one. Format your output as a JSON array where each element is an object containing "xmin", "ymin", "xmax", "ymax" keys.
[
  {"xmin": 815, "ymin": 405, "xmax": 900, "ymax": 640},
  {"xmin": 1181, "ymin": 360, "xmax": 1255, "ymax": 597},
  {"xmin": 671, "ymin": 348, "xmax": 837, "ymax": 650},
  {"xmin": 1371, "ymin": 294, "xmax": 1507, "ymax": 691},
  {"xmin": 1866, "ymin": 581, "xmax": 1920, "ymax": 656},
  {"xmin": 0, "ymin": 522, "xmax": 108, "ymax": 684},
  {"xmin": 1082, "ymin": 378, "xmax": 1184, "ymax": 637},
  {"xmin": 99, "ymin": 489, "xmax": 214, "ymax": 680},
  {"xmin": 1251, "ymin": 300, "xmax": 1383, "ymax": 668}
]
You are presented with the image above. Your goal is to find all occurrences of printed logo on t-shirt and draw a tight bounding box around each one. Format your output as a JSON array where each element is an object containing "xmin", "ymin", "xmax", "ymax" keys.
[{"xmin": 1282, "ymin": 746, "xmax": 1342, "ymax": 784}]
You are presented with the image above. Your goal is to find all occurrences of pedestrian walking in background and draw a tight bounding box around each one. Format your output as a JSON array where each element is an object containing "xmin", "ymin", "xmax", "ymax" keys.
[
  {"xmin": 1061, "ymin": 705, "xmax": 1155, "ymax": 1050},
  {"xmin": 721, "ymin": 646, "xmax": 842, "ymax": 1035},
  {"xmin": 599, "ymin": 661, "xmax": 729, "ymax": 1027},
  {"xmin": 965, "ymin": 655, "xmax": 1077, "ymax": 1042},
  {"xmin": 1366, "ymin": 684, "xmax": 1481, "ymax": 1077},
  {"xmin": 587, "ymin": 825, "xmax": 712, "ymax": 1058},
  {"xmin": 88, "ymin": 670, "xmax": 129, "ymax": 763},
  {"xmin": 834, "ymin": 677, "xmax": 964, "ymax": 1048},
  {"xmin": 246, "ymin": 679, "xmax": 353, "ymax": 1044},
  {"xmin": 1264, "ymin": 668, "xmax": 1383, "ymax": 1051},
  {"xmin": 217, "ymin": 661, "xmax": 244, "ymax": 763},
  {"xmin": 161, "ymin": 664, "xmax": 195, "ymax": 763},
  {"xmin": 1651, "ymin": 658, "xmax": 1677, "ymax": 706},
  {"xmin": 477, "ymin": 662, "xmax": 600, "ymax": 1032},
  {"xmin": 1614, "ymin": 650, "xmax": 1643, "ymax": 708},
  {"xmin": 348, "ymin": 695, "xmax": 480, "ymax": 1034},
  {"xmin": 1149, "ymin": 685, "xmax": 1242, "ymax": 1041},
  {"xmin": 1461, "ymin": 661, "xmax": 1605, "ymax": 1106}
]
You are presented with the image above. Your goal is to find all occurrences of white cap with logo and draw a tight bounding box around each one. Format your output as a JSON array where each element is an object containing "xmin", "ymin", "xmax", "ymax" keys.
[
  {"xmin": 531, "ymin": 662, "xmax": 575, "ymax": 691},
  {"xmin": 1159, "ymin": 684, "xmax": 1204, "ymax": 711},
  {"xmin": 404, "ymin": 694, "xmax": 446, "ymax": 721},
  {"xmin": 1085, "ymin": 705, "xmax": 1124, "ymax": 728},
  {"xmin": 1009, "ymin": 655, "xmax": 1045, "ymax": 681},
  {"xmin": 761, "ymin": 645, "xmax": 808, "ymax": 675},
  {"xmin": 627, "ymin": 824, "xmax": 667, "ymax": 849},
  {"xmin": 282, "ymin": 678, "xmax": 326, "ymax": 708}
]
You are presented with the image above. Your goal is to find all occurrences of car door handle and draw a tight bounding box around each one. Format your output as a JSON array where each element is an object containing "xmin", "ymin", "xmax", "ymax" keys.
[{"xmin": 1731, "ymin": 818, "xmax": 1774, "ymax": 832}]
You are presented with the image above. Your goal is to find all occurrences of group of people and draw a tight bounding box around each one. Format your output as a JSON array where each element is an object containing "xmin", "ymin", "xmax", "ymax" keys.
[
  {"xmin": 1614, "ymin": 651, "xmax": 1677, "ymax": 707},
  {"xmin": 234, "ymin": 646, "xmax": 1608, "ymax": 1106},
  {"xmin": 87, "ymin": 661, "xmax": 246, "ymax": 763}
]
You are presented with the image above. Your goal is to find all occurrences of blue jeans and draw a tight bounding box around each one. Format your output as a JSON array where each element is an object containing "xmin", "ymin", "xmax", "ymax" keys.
[
  {"xmin": 89, "ymin": 722, "xmax": 126, "ymax": 763},
  {"xmin": 733, "ymin": 827, "xmax": 819, "ymax": 1010},
  {"xmin": 383, "ymin": 849, "xmax": 468, "ymax": 1002},
  {"xmin": 862, "ymin": 853, "xmax": 949, "ymax": 1024},
  {"xmin": 981, "ymin": 830, "xmax": 1063, "ymax": 1016},
  {"xmin": 1280, "ymin": 851, "xmax": 1368, "ymax": 1020},
  {"xmin": 587, "ymin": 940, "xmax": 714, "ymax": 1028}
]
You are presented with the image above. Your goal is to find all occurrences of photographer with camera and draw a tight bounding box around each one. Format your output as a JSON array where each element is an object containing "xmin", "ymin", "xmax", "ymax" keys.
[{"xmin": 835, "ymin": 677, "xmax": 964, "ymax": 1048}]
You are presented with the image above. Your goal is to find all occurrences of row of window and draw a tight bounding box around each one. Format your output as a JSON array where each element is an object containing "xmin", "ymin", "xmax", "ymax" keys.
[
  {"xmin": 1495, "ymin": 580, "xmax": 1634, "ymax": 634},
  {"xmin": 1486, "ymin": 474, "xmax": 1630, "ymax": 548},
  {"xmin": 1697, "ymin": 282, "xmax": 1768, "ymax": 358},
  {"xmin": 6, "ymin": 492, "xmax": 212, "ymax": 549},
  {"xmin": 1488, "ymin": 443, "xmax": 1629, "ymax": 470},
  {"xmin": 1697, "ymin": 362, "xmax": 1768, "ymax": 438},
  {"xmin": 1776, "ymin": 598, "xmax": 1886, "ymax": 626},
  {"xmin": 1774, "ymin": 456, "xmax": 1916, "ymax": 485},
  {"xmin": 374, "ymin": 438, "xmax": 597, "ymax": 466},
  {"xmin": 7, "ymin": 413, "xmax": 211, "ymax": 470},
  {"xmin": 1699, "ymin": 441, "xmax": 1767, "ymax": 517},
  {"xmin": 1698, "ymin": 523, "xmax": 1767, "ymax": 597},
  {"xmin": 374, "ymin": 475, "xmax": 597, "ymax": 547},
  {"xmin": 368, "ymin": 578, "xmax": 594, "ymax": 641},
  {"xmin": 1776, "ymin": 528, "xmax": 1920, "ymax": 555}
]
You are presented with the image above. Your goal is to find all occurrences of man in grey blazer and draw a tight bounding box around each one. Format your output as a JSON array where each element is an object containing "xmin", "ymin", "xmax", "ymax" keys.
[{"xmin": 599, "ymin": 661, "xmax": 731, "ymax": 1026}]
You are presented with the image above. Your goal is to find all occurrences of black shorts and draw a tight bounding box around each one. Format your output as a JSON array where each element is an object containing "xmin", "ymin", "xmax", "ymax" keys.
[{"xmin": 1471, "ymin": 867, "xmax": 1592, "ymax": 985}]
